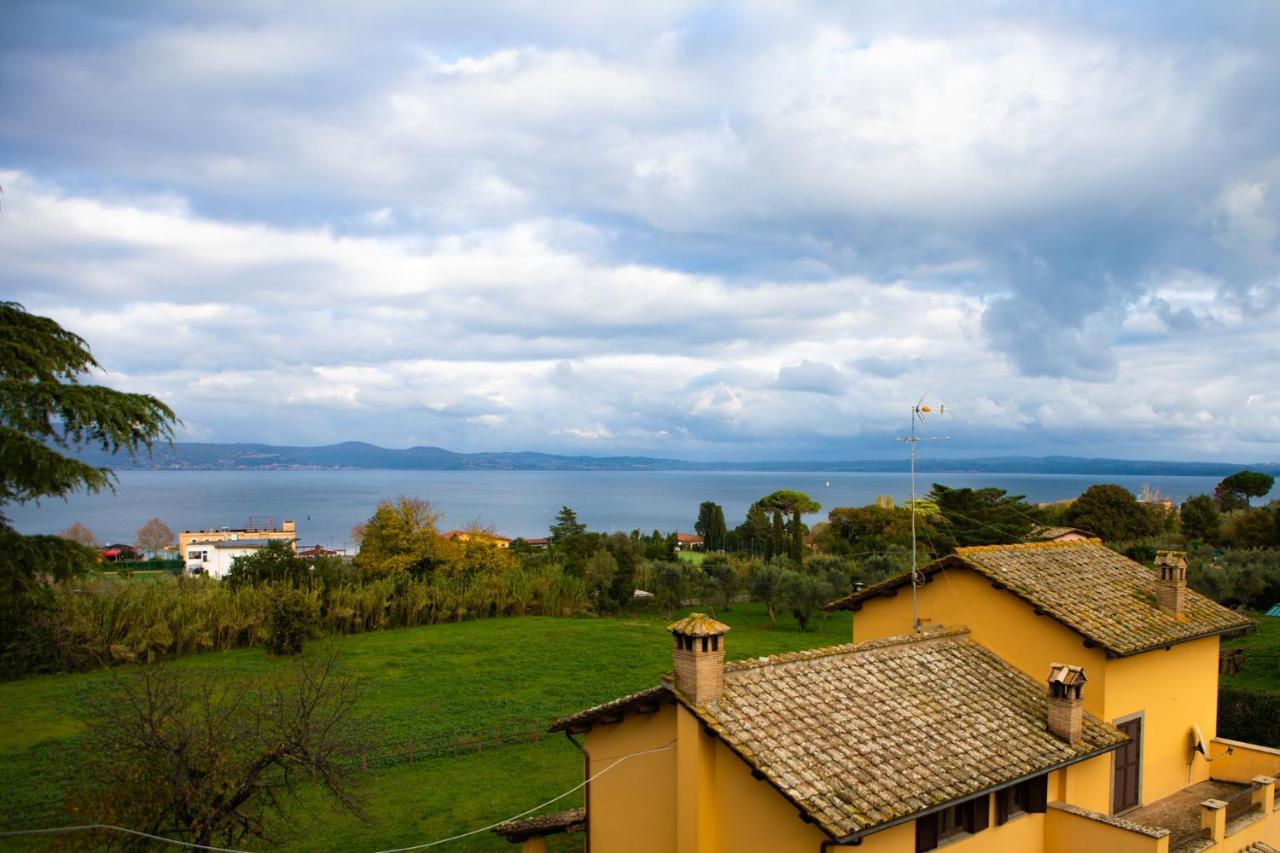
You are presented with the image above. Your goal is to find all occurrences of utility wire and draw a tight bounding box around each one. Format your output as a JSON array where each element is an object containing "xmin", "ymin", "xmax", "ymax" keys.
[
  {"xmin": 1, "ymin": 741, "xmax": 677, "ymax": 853},
  {"xmin": 0, "ymin": 824, "xmax": 255, "ymax": 852},
  {"xmin": 370, "ymin": 740, "xmax": 676, "ymax": 852}
]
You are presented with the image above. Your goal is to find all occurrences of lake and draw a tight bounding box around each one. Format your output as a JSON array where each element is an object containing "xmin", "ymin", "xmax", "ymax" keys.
[{"xmin": 6, "ymin": 470, "xmax": 1229, "ymax": 550}]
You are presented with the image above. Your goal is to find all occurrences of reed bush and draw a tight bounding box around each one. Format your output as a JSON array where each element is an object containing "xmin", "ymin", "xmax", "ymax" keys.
[{"xmin": 6, "ymin": 562, "xmax": 593, "ymax": 676}]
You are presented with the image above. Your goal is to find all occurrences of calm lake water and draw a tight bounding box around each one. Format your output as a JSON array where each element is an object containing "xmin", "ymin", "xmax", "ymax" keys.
[{"xmin": 7, "ymin": 470, "xmax": 1230, "ymax": 551}]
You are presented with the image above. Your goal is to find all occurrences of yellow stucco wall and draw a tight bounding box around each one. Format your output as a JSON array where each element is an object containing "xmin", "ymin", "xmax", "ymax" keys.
[
  {"xmin": 1061, "ymin": 752, "xmax": 1114, "ymax": 814},
  {"xmin": 1209, "ymin": 738, "xmax": 1280, "ymax": 783},
  {"xmin": 582, "ymin": 703, "xmax": 677, "ymax": 852},
  {"xmin": 1044, "ymin": 806, "xmax": 1168, "ymax": 853},
  {"xmin": 711, "ymin": 737, "xmax": 830, "ymax": 852},
  {"xmin": 851, "ymin": 567, "xmax": 1109, "ymax": 713},
  {"xmin": 1102, "ymin": 636, "xmax": 1219, "ymax": 805}
]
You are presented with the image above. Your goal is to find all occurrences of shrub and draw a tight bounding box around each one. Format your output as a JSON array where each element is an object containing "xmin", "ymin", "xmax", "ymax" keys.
[
  {"xmin": 266, "ymin": 586, "xmax": 319, "ymax": 655},
  {"xmin": 1218, "ymin": 686, "xmax": 1280, "ymax": 748}
]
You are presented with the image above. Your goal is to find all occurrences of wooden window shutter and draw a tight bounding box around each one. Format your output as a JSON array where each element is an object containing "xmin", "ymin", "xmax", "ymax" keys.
[
  {"xmin": 967, "ymin": 795, "xmax": 990, "ymax": 833},
  {"xmin": 915, "ymin": 811, "xmax": 938, "ymax": 853},
  {"xmin": 995, "ymin": 788, "xmax": 1011, "ymax": 825},
  {"xmin": 1027, "ymin": 774, "xmax": 1049, "ymax": 813}
]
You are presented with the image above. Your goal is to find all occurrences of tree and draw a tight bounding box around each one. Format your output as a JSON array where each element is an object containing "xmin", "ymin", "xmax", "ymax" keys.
[
  {"xmin": 927, "ymin": 484, "xmax": 1038, "ymax": 548},
  {"xmin": 702, "ymin": 557, "xmax": 740, "ymax": 612},
  {"xmin": 72, "ymin": 650, "xmax": 362, "ymax": 849},
  {"xmin": 748, "ymin": 561, "xmax": 787, "ymax": 624},
  {"xmin": 1213, "ymin": 481, "xmax": 1248, "ymax": 513},
  {"xmin": 1180, "ymin": 495, "xmax": 1221, "ymax": 544},
  {"xmin": 227, "ymin": 540, "xmax": 311, "ymax": 590},
  {"xmin": 58, "ymin": 522, "xmax": 97, "ymax": 548},
  {"xmin": 760, "ymin": 490, "xmax": 822, "ymax": 564},
  {"xmin": 1065, "ymin": 484, "xmax": 1158, "ymax": 542},
  {"xmin": 652, "ymin": 561, "xmax": 687, "ymax": 617},
  {"xmin": 734, "ymin": 503, "xmax": 772, "ymax": 557},
  {"xmin": 582, "ymin": 546, "xmax": 619, "ymax": 608},
  {"xmin": 352, "ymin": 496, "xmax": 454, "ymax": 578},
  {"xmin": 604, "ymin": 531, "xmax": 644, "ymax": 609},
  {"xmin": 550, "ymin": 506, "xmax": 587, "ymax": 543},
  {"xmin": 135, "ymin": 516, "xmax": 176, "ymax": 558},
  {"xmin": 1218, "ymin": 471, "xmax": 1276, "ymax": 509},
  {"xmin": 1223, "ymin": 508, "xmax": 1278, "ymax": 549},
  {"xmin": 779, "ymin": 569, "xmax": 835, "ymax": 632},
  {"xmin": 349, "ymin": 522, "xmax": 367, "ymax": 546},
  {"xmin": 1, "ymin": 303, "xmax": 176, "ymax": 662},
  {"xmin": 0, "ymin": 302, "xmax": 175, "ymax": 513},
  {"xmin": 695, "ymin": 501, "xmax": 727, "ymax": 552}
]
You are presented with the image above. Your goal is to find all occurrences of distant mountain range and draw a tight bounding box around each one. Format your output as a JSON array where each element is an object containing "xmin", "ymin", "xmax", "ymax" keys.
[{"xmin": 74, "ymin": 441, "xmax": 1280, "ymax": 477}]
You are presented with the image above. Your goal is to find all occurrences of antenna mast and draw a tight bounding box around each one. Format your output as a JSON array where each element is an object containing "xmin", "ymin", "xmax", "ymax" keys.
[{"xmin": 897, "ymin": 396, "xmax": 947, "ymax": 632}]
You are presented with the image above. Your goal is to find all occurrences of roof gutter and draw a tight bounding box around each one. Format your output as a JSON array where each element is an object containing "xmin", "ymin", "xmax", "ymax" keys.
[{"xmin": 833, "ymin": 739, "xmax": 1125, "ymax": 845}]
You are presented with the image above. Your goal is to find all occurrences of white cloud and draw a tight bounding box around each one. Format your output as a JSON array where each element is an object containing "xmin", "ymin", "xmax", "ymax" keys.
[{"xmin": 3, "ymin": 3, "xmax": 1279, "ymax": 459}]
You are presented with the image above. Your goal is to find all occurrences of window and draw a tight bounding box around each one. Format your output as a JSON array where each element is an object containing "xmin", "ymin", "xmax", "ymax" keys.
[
  {"xmin": 996, "ymin": 774, "xmax": 1048, "ymax": 825},
  {"xmin": 1008, "ymin": 781, "xmax": 1028, "ymax": 816},
  {"xmin": 938, "ymin": 803, "xmax": 967, "ymax": 841},
  {"xmin": 916, "ymin": 795, "xmax": 989, "ymax": 852}
]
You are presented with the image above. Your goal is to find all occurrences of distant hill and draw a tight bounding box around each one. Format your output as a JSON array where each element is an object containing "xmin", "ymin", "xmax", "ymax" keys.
[{"xmin": 71, "ymin": 441, "xmax": 1280, "ymax": 477}]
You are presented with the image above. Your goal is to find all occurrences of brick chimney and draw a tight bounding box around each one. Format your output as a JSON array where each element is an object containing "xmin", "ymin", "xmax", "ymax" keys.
[
  {"xmin": 668, "ymin": 613, "xmax": 730, "ymax": 706},
  {"xmin": 1046, "ymin": 663, "xmax": 1086, "ymax": 745},
  {"xmin": 1154, "ymin": 550, "xmax": 1188, "ymax": 616}
]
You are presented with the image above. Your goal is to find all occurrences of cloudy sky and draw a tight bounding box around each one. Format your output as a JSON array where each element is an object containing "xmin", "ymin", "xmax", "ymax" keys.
[{"xmin": 3, "ymin": 2, "xmax": 1278, "ymax": 461}]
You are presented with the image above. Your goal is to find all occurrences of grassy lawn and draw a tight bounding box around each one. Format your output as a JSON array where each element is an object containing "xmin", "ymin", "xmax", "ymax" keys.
[
  {"xmin": 0, "ymin": 602, "xmax": 849, "ymax": 850},
  {"xmin": 676, "ymin": 550, "xmax": 706, "ymax": 565},
  {"xmin": 1221, "ymin": 612, "xmax": 1280, "ymax": 693}
]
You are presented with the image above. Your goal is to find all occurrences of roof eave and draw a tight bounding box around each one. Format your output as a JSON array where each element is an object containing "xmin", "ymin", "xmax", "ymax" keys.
[{"xmin": 836, "ymin": 738, "xmax": 1128, "ymax": 844}]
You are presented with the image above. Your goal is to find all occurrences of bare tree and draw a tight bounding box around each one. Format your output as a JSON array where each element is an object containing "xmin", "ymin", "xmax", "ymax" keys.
[
  {"xmin": 134, "ymin": 516, "xmax": 175, "ymax": 558},
  {"xmin": 58, "ymin": 522, "xmax": 96, "ymax": 548},
  {"xmin": 72, "ymin": 648, "xmax": 365, "ymax": 849}
]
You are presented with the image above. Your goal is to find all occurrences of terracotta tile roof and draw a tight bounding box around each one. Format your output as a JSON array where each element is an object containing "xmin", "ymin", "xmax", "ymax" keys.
[
  {"xmin": 552, "ymin": 627, "xmax": 1125, "ymax": 840},
  {"xmin": 676, "ymin": 532, "xmax": 704, "ymax": 543},
  {"xmin": 492, "ymin": 808, "xmax": 586, "ymax": 842},
  {"xmin": 550, "ymin": 685, "xmax": 673, "ymax": 733},
  {"xmin": 697, "ymin": 628, "xmax": 1125, "ymax": 839},
  {"xmin": 1030, "ymin": 526, "xmax": 1092, "ymax": 540},
  {"xmin": 828, "ymin": 540, "xmax": 1254, "ymax": 657},
  {"xmin": 668, "ymin": 613, "xmax": 730, "ymax": 636}
]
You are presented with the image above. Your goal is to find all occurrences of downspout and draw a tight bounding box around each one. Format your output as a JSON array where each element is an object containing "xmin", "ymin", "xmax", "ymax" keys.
[{"xmin": 566, "ymin": 731, "xmax": 590, "ymax": 853}]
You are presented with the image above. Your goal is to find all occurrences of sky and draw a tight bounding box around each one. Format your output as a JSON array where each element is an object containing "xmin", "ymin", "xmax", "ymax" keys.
[{"xmin": 2, "ymin": 2, "xmax": 1279, "ymax": 462}]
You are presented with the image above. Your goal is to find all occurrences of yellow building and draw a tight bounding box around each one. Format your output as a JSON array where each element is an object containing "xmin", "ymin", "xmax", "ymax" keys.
[
  {"xmin": 441, "ymin": 530, "xmax": 512, "ymax": 548},
  {"xmin": 498, "ymin": 542, "xmax": 1280, "ymax": 853}
]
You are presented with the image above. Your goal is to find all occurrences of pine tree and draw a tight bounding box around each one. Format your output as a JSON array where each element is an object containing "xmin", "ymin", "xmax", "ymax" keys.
[{"xmin": 1, "ymin": 302, "xmax": 176, "ymax": 670}]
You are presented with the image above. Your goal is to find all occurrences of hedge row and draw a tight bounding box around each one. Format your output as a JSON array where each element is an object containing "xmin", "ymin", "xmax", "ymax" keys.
[{"xmin": 1218, "ymin": 685, "xmax": 1280, "ymax": 748}]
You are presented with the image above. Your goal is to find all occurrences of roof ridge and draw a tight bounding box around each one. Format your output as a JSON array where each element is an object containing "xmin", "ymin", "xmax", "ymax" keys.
[
  {"xmin": 956, "ymin": 539, "xmax": 1102, "ymax": 555},
  {"xmin": 724, "ymin": 625, "xmax": 970, "ymax": 673}
]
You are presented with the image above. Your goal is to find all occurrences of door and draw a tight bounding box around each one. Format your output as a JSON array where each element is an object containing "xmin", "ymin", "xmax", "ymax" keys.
[{"xmin": 1112, "ymin": 717, "xmax": 1142, "ymax": 813}]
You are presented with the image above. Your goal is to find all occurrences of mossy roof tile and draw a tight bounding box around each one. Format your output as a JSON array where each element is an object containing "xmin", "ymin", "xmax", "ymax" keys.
[{"xmin": 828, "ymin": 540, "xmax": 1254, "ymax": 656}]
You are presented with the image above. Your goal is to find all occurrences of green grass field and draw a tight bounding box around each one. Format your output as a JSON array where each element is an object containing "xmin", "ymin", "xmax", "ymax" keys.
[
  {"xmin": 1221, "ymin": 612, "xmax": 1280, "ymax": 692},
  {"xmin": 0, "ymin": 603, "xmax": 851, "ymax": 851},
  {"xmin": 675, "ymin": 550, "xmax": 706, "ymax": 565}
]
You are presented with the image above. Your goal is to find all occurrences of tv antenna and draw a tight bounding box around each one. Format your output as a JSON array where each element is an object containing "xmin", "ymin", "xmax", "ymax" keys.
[{"xmin": 896, "ymin": 395, "xmax": 948, "ymax": 632}]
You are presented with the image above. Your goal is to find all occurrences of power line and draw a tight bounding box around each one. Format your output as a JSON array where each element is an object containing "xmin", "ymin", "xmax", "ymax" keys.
[
  {"xmin": 1, "ymin": 740, "xmax": 677, "ymax": 853},
  {"xmin": 0, "ymin": 824, "xmax": 255, "ymax": 852},
  {"xmin": 370, "ymin": 740, "xmax": 676, "ymax": 852}
]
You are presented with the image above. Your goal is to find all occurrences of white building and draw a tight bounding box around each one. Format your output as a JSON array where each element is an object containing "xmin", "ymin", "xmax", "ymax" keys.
[{"xmin": 184, "ymin": 537, "xmax": 279, "ymax": 579}]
